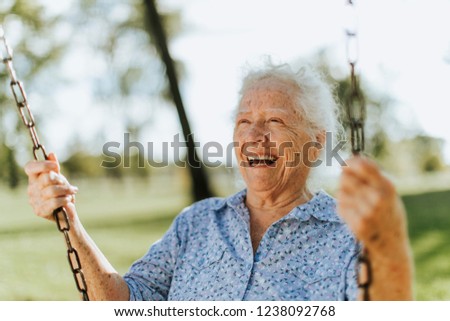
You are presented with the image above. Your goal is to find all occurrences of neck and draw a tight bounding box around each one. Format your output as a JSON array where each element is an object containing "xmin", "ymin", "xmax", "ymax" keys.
[
  {"xmin": 245, "ymin": 187, "xmax": 313, "ymax": 213},
  {"xmin": 245, "ymin": 186, "xmax": 314, "ymax": 254}
]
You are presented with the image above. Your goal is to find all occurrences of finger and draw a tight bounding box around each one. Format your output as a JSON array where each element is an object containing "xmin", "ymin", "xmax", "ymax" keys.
[
  {"xmin": 24, "ymin": 160, "xmax": 59, "ymax": 179},
  {"xmin": 37, "ymin": 171, "xmax": 69, "ymax": 189},
  {"xmin": 338, "ymin": 191, "xmax": 375, "ymax": 219},
  {"xmin": 342, "ymin": 156, "xmax": 383, "ymax": 188},
  {"xmin": 37, "ymin": 195, "xmax": 74, "ymax": 219},
  {"xmin": 345, "ymin": 158, "xmax": 397, "ymax": 201},
  {"xmin": 337, "ymin": 197, "xmax": 374, "ymax": 242},
  {"xmin": 336, "ymin": 200, "xmax": 362, "ymax": 234},
  {"xmin": 339, "ymin": 170, "xmax": 367, "ymax": 194},
  {"xmin": 340, "ymin": 173, "xmax": 383, "ymax": 211},
  {"xmin": 47, "ymin": 152, "xmax": 61, "ymax": 174},
  {"xmin": 41, "ymin": 184, "xmax": 78, "ymax": 201}
]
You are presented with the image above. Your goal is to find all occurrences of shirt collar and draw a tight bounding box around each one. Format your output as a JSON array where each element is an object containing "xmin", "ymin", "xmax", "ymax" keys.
[
  {"xmin": 290, "ymin": 190, "xmax": 342, "ymax": 223},
  {"xmin": 215, "ymin": 189, "xmax": 342, "ymax": 223}
]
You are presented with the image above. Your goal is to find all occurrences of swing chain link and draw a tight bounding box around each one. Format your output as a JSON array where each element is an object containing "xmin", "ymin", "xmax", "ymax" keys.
[
  {"xmin": 344, "ymin": 1, "xmax": 371, "ymax": 301},
  {"xmin": 345, "ymin": 0, "xmax": 366, "ymax": 155},
  {"xmin": 0, "ymin": 25, "xmax": 89, "ymax": 301}
]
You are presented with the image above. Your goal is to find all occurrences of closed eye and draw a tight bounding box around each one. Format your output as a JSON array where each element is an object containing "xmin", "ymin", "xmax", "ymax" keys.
[
  {"xmin": 237, "ymin": 119, "xmax": 250, "ymax": 125},
  {"xmin": 268, "ymin": 117, "xmax": 283, "ymax": 124}
]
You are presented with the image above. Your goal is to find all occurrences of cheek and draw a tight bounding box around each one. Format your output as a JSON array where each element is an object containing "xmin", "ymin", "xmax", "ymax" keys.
[
  {"xmin": 233, "ymin": 133, "xmax": 244, "ymax": 161},
  {"xmin": 233, "ymin": 126, "xmax": 246, "ymax": 141},
  {"xmin": 275, "ymin": 131, "xmax": 307, "ymax": 154}
]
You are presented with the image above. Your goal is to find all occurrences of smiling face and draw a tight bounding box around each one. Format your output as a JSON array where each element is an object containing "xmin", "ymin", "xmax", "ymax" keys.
[{"xmin": 234, "ymin": 79, "xmax": 321, "ymax": 198}]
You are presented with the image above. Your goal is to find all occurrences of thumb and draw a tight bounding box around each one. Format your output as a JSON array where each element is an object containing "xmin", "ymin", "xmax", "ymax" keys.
[{"xmin": 47, "ymin": 152, "xmax": 61, "ymax": 174}]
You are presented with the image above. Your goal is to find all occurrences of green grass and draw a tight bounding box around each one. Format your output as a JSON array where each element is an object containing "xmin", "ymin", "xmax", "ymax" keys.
[
  {"xmin": 403, "ymin": 190, "xmax": 450, "ymax": 300},
  {"xmin": 0, "ymin": 175, "xmax": 191, "ymax": 300},
  {"xmin": 0, "ymin": 175, "xmax": 449, "ymax": 300}
]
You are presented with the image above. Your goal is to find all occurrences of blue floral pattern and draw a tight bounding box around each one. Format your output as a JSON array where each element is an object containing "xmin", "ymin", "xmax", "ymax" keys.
[{"xmin": 124, "ymin": 189, "xmax": 359, "ymax": 300}]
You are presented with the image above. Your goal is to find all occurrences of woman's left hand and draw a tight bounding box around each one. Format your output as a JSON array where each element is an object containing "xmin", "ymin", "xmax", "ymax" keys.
[
  {"xmin": 337, "ymin": 156, "xmax": 414, "ymax": 300},
  {"xmin": 337, "ymin": 156, "xmax": 409, "ymax": 258}
]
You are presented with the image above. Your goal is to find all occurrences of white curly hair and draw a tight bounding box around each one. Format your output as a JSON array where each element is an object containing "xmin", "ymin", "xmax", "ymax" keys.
[{"xmin": 237, "ymin": 62, "xmax": 341, "ymax": 140}]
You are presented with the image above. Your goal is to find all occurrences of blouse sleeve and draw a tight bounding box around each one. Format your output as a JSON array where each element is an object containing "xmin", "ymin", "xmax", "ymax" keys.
[{"xmin": 123, "ymin": 213, "xmax": 185, "ymax": 301}]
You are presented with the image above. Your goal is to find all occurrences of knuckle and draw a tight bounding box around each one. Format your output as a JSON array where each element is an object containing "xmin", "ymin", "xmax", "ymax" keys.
[
  {"xmin": 37, "ymin": 174, "xmax": 47, "ymax": 187},
  {"xmin": 43, "ymin": 174, "xmax": 53, "ymax": 186},
  {"xmin": 41, "ymin": 173, "xmax": 58, "ymax": 187},
  {"xmin": 24, "ymin": 161, "xmax": 35, "ymax": 174},
  {"xmin": 48, "ymin": 171, "xmax": 57, "ymax": 182}
]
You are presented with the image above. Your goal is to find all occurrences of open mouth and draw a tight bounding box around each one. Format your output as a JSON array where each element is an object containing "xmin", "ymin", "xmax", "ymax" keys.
[{"xmin": 247, "ymin": 155, "xmax": 278, "ymax": 167}]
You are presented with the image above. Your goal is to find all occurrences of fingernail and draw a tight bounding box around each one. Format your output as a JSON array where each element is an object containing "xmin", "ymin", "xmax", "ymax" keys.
[
  {"xmin": 72, "ymin": 186, "xmax": 79, "ymax": 192},
  {"xmin": 49, "ymin": 171, "xmax": 56, "ymax": 181}
]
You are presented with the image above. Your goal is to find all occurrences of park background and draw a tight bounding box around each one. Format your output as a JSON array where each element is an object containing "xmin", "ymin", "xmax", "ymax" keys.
[{"xmin": 1, "ymin": 0, "xmax": 450, "ymax": 300}]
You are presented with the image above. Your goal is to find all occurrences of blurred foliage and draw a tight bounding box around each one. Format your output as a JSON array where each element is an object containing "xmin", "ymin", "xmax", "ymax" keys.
[
  {"xmin": 0, "ymin": 0, "xmax": 68, "ymax": 187},
  {"xmin": 5, "ymin": 144, "xmax": 20, "ymax": 188},
  {"xmin": 312, "ymin": 51, "xmax": 446, "ymax": 175},
  {"xmin": 410, "ymin": 135, "xmax": 445, "ymax": 173},
  {"xmin": 381, "ymin": 135, "xmax": 446, "ymax": 176},
  {"xmin": 61, "ymin": 151, "xmax": 104, "ymax": 179},
  {"xmin": 61, "ymin": 151, "xmax": 151, "ymax": 180},
  {"xmin": 70, "ymin": 0, "xmax": 183, "ymax": 138},
  {"xmin": 0, "ymin": 0, "xmax": 183, "ymax": 186},
  {"xmin": 312, "ymin": 51, "xmax": 393, "ymax": 159},
  {"xmin": 0, "ymin": 143, "xmax": 25, "ymax": 188}
]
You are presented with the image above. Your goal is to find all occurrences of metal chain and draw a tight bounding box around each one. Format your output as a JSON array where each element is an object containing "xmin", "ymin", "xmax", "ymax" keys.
[
  {"xmin": 344, "ymin": 0, "xmax": 371, "ymax": 301},
  {"xmin": 0, "ymin": 25, "xmax": 89, "ymax": 301}
]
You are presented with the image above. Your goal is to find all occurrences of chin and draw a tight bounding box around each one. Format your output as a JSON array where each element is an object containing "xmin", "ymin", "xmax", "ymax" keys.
[{"xmin": 245, "ymin": 178, "xmax": 277, "ymax": 192}]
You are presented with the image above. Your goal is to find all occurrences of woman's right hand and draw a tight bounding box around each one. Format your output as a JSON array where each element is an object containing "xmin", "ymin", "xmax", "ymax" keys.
[{"xmin": 25, "ymin": 152, "xmax": 78, "ymax": 221}]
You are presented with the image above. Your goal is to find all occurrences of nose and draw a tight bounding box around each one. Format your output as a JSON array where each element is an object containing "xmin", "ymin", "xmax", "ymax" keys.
[{"xmin": 247, "ymin": 120, "xmax": 269, "ymax": 142}]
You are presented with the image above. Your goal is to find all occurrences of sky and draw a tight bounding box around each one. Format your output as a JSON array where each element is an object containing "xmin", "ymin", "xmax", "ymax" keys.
[{"xmin": 4, "ymin": 0, "xmax": 450, "ymax": 165}]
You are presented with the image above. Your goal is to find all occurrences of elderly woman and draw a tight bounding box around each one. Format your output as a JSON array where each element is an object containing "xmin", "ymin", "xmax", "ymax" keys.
[{"xmin": 25, "ymin": 63, "xmax": 413, "ymax": 300}]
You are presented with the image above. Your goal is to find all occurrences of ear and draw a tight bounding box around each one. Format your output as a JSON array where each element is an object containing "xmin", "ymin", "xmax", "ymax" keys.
[{"xmin": 309, "ymin": 130, "xmax": 326, "ymax": 161}]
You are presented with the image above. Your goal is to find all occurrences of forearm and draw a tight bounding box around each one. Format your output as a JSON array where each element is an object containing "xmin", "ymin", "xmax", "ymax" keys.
[
  {"xmin": 24, "ymin": 157, "xmax": 130, "ymax": 300},
  {"xmin": 67, "ymin": 209, "xmax": 130, "ymax": 301}
]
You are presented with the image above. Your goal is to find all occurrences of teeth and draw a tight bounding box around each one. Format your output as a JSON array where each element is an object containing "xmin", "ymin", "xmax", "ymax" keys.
[{"xmin": 248, "ymin": 156, "xmax": 277, "ymax": 161}]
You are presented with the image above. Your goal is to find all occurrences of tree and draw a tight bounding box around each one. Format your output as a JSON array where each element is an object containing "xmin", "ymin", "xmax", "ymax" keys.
[
  {"xmin": 67, "ymin": 0, "xmax": 185, "ymax": 139},
  {"xmin": 1, "ymin": 0, "xmax": 213, "ymax": 199},
  {"xmin": 382, "ymin": 135, "xmax": 446, "ymax": 175},
  {"xmin": 66, "ymin": 0, "xmax": 212, "ymax": 200},
  {"xmin": 310, "ymin": 50, "xmax": 447, "ymax": 176},
  {"xmin": 0, "ymin": 0, "xmax": 67, "ymax": 187},
  {"xmin": 143, "ymin": 0, "xmax": 213, "ymax": 201}
]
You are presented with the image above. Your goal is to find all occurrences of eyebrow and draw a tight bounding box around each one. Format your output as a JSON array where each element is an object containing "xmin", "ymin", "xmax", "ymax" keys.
[{"xmin": 236, "ymin": 109, "xmax": 292, "ymax": 117}]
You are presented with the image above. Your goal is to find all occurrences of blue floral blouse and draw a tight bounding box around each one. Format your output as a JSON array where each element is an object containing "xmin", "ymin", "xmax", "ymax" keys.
[{"xmin": 124, "ymin": 189, "xmax": 359, "ymax": 300}]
